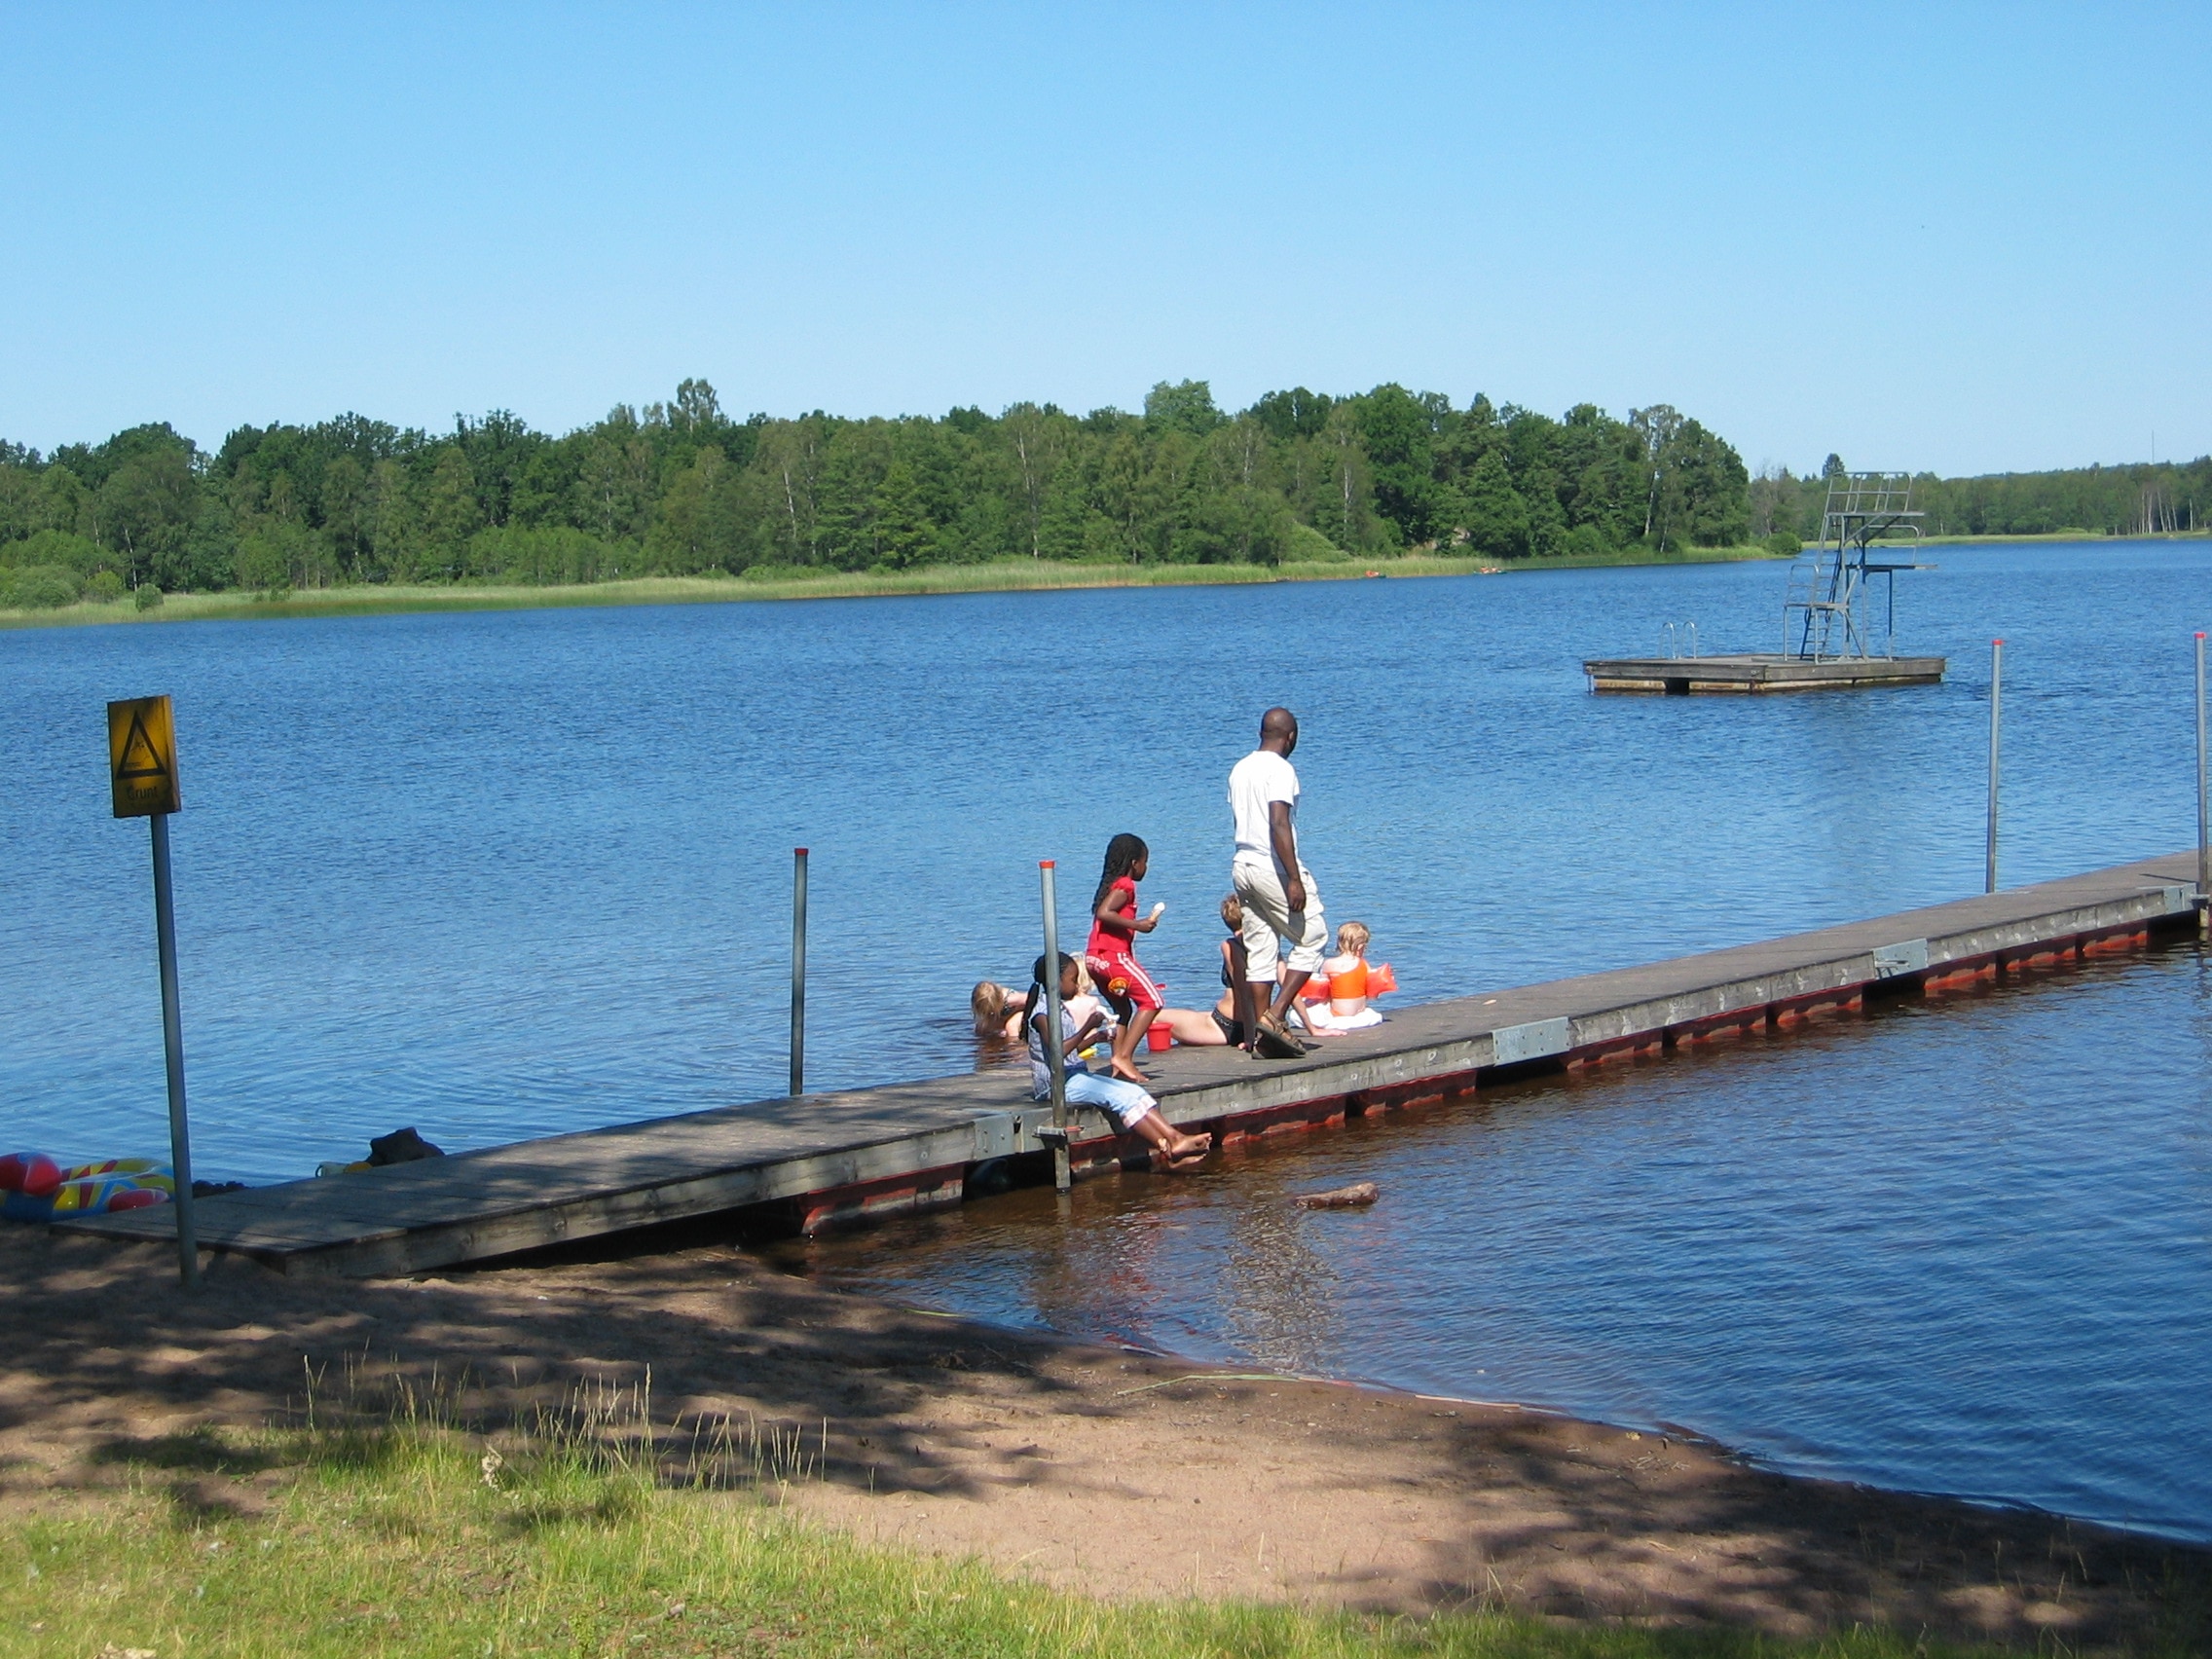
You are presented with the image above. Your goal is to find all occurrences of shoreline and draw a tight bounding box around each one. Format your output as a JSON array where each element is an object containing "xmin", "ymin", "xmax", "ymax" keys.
[
  {"xmin": 0, "ymin": 546, "xmax": 1785, "ymax": 631},
  {"xmin": 6, "ymin": 532, "xmax": 2206, "ymax": 635},
  {"xmin": 3, "ymin": 1223, "xmax": 2204, "ymax": 1647},
  {"xmin": 1914, "ymin": 528, "xmax": 2211, "ymax": 547}
]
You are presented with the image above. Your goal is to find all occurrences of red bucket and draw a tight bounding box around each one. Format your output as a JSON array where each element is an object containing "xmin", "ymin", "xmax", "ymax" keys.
[{"xmin": 1145, "ymin": 1022, "xmax": 1173, "ymax": 1052}]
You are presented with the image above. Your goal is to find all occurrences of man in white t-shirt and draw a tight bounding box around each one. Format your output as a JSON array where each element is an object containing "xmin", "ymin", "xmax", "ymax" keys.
[{"xmin": 1227, "ymin": 706, "xmax": 1327, "ymax": 1056}]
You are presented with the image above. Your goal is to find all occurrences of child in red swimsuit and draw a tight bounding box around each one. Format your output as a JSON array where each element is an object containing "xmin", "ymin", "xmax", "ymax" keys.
[{"xmin": 1087, "ymin": 831, "xmax": 1165, "ymax": 1083}]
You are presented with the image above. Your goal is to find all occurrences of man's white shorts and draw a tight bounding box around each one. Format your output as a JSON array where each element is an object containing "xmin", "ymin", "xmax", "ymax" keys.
[{"xmin": 1233, "ymin": 853, "xmax": 1327, "ymax": 981}]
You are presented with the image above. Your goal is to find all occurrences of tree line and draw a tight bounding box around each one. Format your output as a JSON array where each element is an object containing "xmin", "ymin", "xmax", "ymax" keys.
[
  {"xmin": 0, "ymin": 380, "xmax": 1752, "ymax": 604},
  {"xmin": 1751, "ymin": 454, "xmax": 2211, "ymax": 543}
]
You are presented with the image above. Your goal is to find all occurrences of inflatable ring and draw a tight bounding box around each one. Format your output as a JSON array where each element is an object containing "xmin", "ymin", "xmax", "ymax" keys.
[{"xmin": 2, "ymin": 1153, "xmax": 173, "ymax": 1223}]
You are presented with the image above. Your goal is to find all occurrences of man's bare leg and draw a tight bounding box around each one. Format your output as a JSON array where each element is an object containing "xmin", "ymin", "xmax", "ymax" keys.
[
  {"xmin": 1235, "ymin": 977, "xmax": 1263, "ymax": 1053},
  {"xmin": 1269, "ymin": 970, "xmax": 1312, "ymax": 1027}
]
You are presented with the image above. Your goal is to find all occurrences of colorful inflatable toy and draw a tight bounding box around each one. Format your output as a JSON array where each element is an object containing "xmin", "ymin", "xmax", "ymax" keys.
[
  {"xmin": 1, "ymin": 1153, "xmax": 173, "ymax": 1223},
  {"xmin": 1296, "ymin": 962, "xmax": 1396, "ymax": 1002}
]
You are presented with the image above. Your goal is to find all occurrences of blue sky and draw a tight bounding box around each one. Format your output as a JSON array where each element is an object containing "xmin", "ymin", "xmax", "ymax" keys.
[{"xmin": 2, "ymin": 3, "xmax": 2204, "ymax": 475}]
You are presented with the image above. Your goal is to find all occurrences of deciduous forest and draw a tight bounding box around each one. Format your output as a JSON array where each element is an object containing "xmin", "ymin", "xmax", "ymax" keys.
[
  {"xmin": 2, "ymin": 379, "xmax": 2201, "ymax": 611},
  {"xmin": 0, "ymin": 381, "xmax": 1749, "ymax": 606}
]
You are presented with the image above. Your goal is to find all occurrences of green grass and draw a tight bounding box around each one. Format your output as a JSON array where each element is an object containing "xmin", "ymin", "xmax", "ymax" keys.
[
  {"xmin": 0, "ymin": 546, "xmax": 1788, "ymax": 632},
  {"xmin": 0, "ymin": 1390, "xmax": 2065, "ymax": 1659}
]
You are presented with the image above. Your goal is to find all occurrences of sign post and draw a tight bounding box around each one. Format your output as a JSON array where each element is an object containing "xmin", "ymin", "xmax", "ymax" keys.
[{"xmin": 107, "ymin": 695, "xmax": 197, "ymax": 1288}]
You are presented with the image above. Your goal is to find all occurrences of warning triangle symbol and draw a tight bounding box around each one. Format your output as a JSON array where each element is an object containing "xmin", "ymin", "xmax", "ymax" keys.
[{"xmin": 115, "ymin": 709, "xmax": 169, "ymax": 783}]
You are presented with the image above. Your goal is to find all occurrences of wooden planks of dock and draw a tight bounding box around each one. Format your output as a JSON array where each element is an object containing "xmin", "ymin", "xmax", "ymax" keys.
[
  {"xmin": 1583, "ymin": 653, "xmax": 1946, "ymax": 692},
  {"xmin": 61, "ymin": 852, "xmax": 2203, "ymax": 1278}
]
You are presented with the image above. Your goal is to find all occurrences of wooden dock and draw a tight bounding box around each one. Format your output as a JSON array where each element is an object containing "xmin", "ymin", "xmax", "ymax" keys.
[
  {"xmin": 1583, "ymin": 653, "xmax": 1946, "ymax": 693},
  {"xmin": 63, "ymin": 853, "xmax": 2203, "ymax": 1277}
]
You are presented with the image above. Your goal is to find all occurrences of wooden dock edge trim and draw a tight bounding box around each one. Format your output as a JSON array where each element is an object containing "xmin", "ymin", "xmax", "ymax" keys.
[
  {"xmin": 229, "ymin": 1120, "xmax": 988, "ymax": 1277},
  {"xmin": 55, "ymin": 1109, "xmax": 998, "ymax": 1255},
  {"xmin": 1588, "ymin": 675, "xmax": 1944, "ymax": 695},
  {"xmin": 1583, "ymin": 657, "xmax": 1949, "ymax": 696},
  {"xmin": 57, "ymin": 872, "xmax": 2199, "ymax": 1276},
  {"xmin": 1156, "ymin": 880, "xmax": 2194, "ymax": 1143},
  {"xmin": 1921, "ymin": 889, "xmax": 2191, "ymax": 970},
  {"xmin": 797, "ymin": 1165, "xmax": 966, "ymax": 1235},
  {"xmin": 395, "ymin": 880, "xmax": 2202, "ymax": 1258},
  {"xmin": 408, "ymin": 883, "xmax": 2199, "ymax": 1256}
]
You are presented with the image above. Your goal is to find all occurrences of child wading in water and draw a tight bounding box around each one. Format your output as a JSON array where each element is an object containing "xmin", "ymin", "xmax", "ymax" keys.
[
  {"xmin": 1026, "ymin": 951, "xmax": 1209, "ymax": 1167},
  {"xmin": 1086, "ymin": 832, "xmax": 1166, "ymax": 1082}
]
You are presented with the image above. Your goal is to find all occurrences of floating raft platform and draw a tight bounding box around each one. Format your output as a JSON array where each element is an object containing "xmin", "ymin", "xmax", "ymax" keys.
[
  {"xmin": 64, "ymin": 853, "xmax": 2201, "ymax": 1278},
  {"xmin": 1583, "ymin": 653, "xmax": 1946, "ymax": 693}
]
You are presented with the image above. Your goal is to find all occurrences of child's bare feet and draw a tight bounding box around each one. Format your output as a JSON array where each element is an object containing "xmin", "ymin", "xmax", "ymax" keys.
[
  {"xmin": 1111, "ymin": 1057, "xmax": 1151, "ymax": 1084},
  {"xmin": 1161, "ymin": 1131, "xmax": 1211, "ymax": 1164}
]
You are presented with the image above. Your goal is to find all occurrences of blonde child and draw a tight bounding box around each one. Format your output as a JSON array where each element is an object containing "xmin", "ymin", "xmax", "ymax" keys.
[
  {"xmin": 1325, "ymin": 921, "xmax": 1374, "ymax": 1016},
  {"xmin": 974, "ymin": 965, "xmax": 1118, "ymax": 1054},
  {"xmin": 1303, "ymin": 921, "xmax": 1385, "ymax": 1033},
  {"xmin": 971, "ymin": 981, "xmax": 1026, "ymax": 1039}
]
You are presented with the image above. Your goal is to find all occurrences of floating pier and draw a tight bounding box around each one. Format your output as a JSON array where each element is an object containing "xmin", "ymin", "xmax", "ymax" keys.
[
  {"xmin": 64, "ymin": 853, "xmax": 2203, "ymax": 1278},
  {"xmin": 1583, "ymin": 653, "xmax": 1947, "ymax": 693}
]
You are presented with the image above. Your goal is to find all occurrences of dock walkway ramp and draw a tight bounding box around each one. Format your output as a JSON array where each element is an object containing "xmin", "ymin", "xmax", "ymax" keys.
[{"xmin": 64, "ymin": 853, "xmax": 2203, "ymax": 1277}]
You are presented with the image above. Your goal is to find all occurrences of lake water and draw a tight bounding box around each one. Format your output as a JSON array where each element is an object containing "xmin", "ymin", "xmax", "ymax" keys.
[
  {"xmin": 4, "ymin": 541, "xmax": 2209, "ymax": 1532},
  {"xmin": 771, "ymin": 945, "xmax": 2212, "ymax": 1543}
]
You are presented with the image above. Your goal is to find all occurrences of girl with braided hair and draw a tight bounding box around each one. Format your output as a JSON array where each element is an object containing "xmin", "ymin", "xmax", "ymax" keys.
[{"xmin": 1085, "ymin": 831, "xmax": 1166, "ymax": 1082}]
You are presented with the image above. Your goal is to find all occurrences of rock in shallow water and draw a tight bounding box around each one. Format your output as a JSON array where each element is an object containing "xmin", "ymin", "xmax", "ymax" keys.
[{"xmin": 1293, "ymin": 1181, "xmax": 1379, "ymax": 1209}]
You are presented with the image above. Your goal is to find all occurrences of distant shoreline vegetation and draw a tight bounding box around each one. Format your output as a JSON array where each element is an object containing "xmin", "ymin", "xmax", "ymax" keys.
[
  {"xmin": 1751, "ymin": 457, "xmax": 2208, "ymax": 545},
  {"xmin": 1, "ymin": 377, "xmax": 2203, "ymax": 619},
  {"xmin": 0, "ymin": 546, "xmax": 1799, "ymax": 629},
  {"xmin": 0, "ymin": 380, "xmax": 1752, "ymax": 613}
]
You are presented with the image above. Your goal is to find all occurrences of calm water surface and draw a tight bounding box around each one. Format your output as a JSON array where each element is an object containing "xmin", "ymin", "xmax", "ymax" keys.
[
  {"xmin": 771, "ymin": 947, "xmax": 2212, "ymax": 1542},
  {"xmin": 4, "ymin": 541, "xmax": 2208, "ymax": 1531}
]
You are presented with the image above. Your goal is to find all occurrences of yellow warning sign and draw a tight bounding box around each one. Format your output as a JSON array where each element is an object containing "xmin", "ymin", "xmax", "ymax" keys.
[{"xmin": 107, "ymin": 695, "xmax": 180, "ymax": 818}]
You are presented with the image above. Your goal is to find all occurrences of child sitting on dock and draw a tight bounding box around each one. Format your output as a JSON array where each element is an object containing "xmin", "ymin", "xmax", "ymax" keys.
[
  {"xmin": 1026, "ymin": 951, "xmax": 1210, "ymax": 1167},
  {"xmin": 1301, "ymin": 921, "xmax": 1386, "ymax": 1033}
]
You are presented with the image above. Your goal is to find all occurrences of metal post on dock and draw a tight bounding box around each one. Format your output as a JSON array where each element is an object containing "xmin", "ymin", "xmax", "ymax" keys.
[
  {"xmin": 1038, "ymin": 860, "xmax": 1072, "ymax": 1194},
  {"xmin": 789, "ymin": 848, "xmax": 808, "ymax": 1096},
  {"xmin": 2195, "ymin": 634, "xmax": 2208, "ymax": 931},
  {"xmin": 1986, "ymin": 639, "xmax": 2003, "ymax": 895}
]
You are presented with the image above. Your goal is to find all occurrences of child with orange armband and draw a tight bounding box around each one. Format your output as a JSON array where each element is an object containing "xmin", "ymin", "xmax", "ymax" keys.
[{"xmin": 1299, "ymin": 920, "xmax": 1390, "ymax": 1033}]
